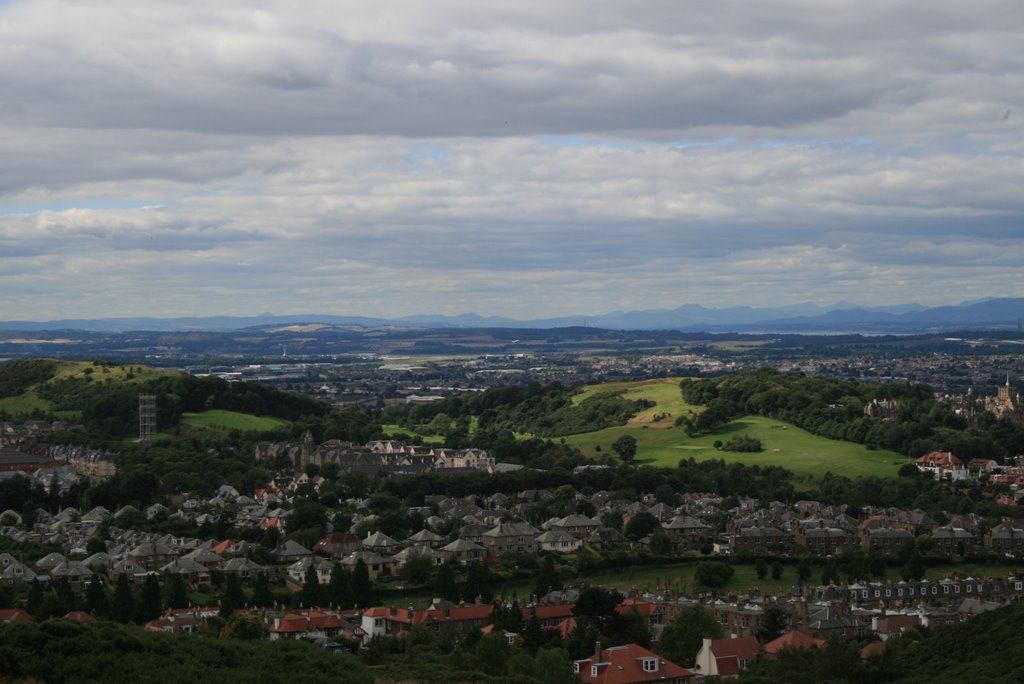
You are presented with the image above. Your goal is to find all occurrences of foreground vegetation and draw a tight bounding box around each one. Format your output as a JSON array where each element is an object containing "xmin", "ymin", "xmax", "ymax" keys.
[
  {"xmin": 740, "ymin": 603, "xmax": 1024, "ymax": 684},
  {"xmin": 0, "ymin": 620, "xmax": 372, "ymax": 684}
]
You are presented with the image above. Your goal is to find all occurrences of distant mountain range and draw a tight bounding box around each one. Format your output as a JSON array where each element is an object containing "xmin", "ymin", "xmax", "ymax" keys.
[{"xmin": 1, "ymin": 298, "xmax": 1023, "ymax": 334}]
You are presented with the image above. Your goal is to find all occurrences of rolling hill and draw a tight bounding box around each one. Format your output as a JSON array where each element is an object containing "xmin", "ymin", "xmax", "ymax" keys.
[{"xmin": 562, "ymin": 378, "xmax": 906, "ymax": 480}]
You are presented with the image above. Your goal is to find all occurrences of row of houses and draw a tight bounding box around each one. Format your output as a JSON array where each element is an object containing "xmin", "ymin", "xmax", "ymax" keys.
[{"xmin": 255, "ymin": 436, "xmax": 496, "ymax": 476}]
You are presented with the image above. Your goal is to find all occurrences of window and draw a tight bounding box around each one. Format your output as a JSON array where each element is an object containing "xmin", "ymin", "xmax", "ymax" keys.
[{"xmin": 643, "ymin": 658, "xmax": 658, "ymax": 672}]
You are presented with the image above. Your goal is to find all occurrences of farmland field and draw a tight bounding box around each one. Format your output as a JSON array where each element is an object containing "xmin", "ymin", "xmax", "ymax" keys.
[
  {"xmin": 181, "ymin": 409, "xmax": 288, "ymax": 433},
  {"xmin": 564, "ymin": 379, "xmax": 906, "ymax": 480}
]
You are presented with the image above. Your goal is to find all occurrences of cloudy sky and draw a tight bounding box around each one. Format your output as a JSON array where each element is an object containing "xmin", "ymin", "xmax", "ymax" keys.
[{"xmin": 1, "ymin": 0, "xmax": 1022, "ymax": 321}]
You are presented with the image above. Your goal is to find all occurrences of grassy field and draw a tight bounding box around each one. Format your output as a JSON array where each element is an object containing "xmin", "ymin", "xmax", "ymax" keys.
[
  {"xmin": 381, "ymin": 424, "xmax": 445, "ymax": 444},
  {"xmin": 181, "ymin": 410, "xmax": 289, "ymax": 433},
  {"xmin": 572, "ymin": 377, "xmax": 704, "ymax": 429},
  {"xmin": 564, "ymin": 378, "xmax": 906, "ymax": 480},
  {"xmin": 0, "ymin": 394, "xmax": 50, "ymax": 415}
]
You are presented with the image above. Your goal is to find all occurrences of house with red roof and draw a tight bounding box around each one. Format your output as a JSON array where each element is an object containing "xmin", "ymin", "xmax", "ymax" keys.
[
  {"xmin": 916, "ymin": 451, "xmax": 967, "ymax": 481},
  {"xmin": 615, "ymin": 599, "xmax": 662, "ymax": 626},
  {"xmin": 211, "ymin": 539, "xmax": 234, "ymax": 555},
  {"xmin": 523, "ymin": 603, "xmax": 576, "ymax": 629},
  {"xmin": 61, "ymin": 611, "xmax": 96, "ymax": 623},
  {"xmin": 693, "ymin": 636, "xmax": 760, "ymax": 678},
  {"xmin": 763, "ymin": 630, "xmax": 824, "ymax": 654},
  {"xmin": 872, "ymin": 614, "xmax": 920, "ymax": 641},
  {"xmin": 0, "ymin": 608, "xmax": 32, "ymax": 624},
  {"xmin": 574, "ymin": 643, "xmax": 693, "ymax": 683},
  {"xmin": 860, "ymin": 641, "xmax": 886, "ymax": 660},
  {"xmin": 144, "ymin": 613, "xmax": 203, "ymax": 634},
  {"xmin": 360, "ymin": 604, "xmax": 494, "ymax": 643},
  {"xmin": 269, "ymin": 609, "xmax": 348, "ymax": 641}
]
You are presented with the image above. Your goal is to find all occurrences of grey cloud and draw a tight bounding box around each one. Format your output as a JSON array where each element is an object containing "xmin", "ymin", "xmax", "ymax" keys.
[
  {"xmin": 0, "ymin": 1, "xmax": 1022, "ymax": 319},
  {"xmin": 1, "ymin": 1, "xmax": 1021, "ymax": 138}
]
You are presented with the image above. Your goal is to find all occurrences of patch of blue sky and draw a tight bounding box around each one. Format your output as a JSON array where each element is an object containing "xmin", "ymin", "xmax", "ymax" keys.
[
  {"xmin": 534, "ymin": 136, "xmax": 645, "ymax": 150},
  {"xmin": 757, "ymin": 137, "xmax": 874, "ymax": 149},
  {"xmin": 406, "ymin": 145, "xmax": 450, "ymax": 170},
  {"xmin": 0, "ymin": 199, "xmax": 157, "ymax": 215},
  {"xmin": 671, "ymin": 137, "xmax": 737, "ymax": 150}
]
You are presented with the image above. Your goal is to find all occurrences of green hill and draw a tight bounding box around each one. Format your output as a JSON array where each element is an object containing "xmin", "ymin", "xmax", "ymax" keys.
[
  {"xmin": 181, "ymin": 409, "xmax": 289, "ymax": 433},
  {"xmin": 0, "ymin": 359, "xmax": 174, "ymax": 417},
  {"xmin": 563, "ymin": 378, "xmax": 905, "ymax": 480},
  {"xmin": 0, "ymin": 359, "xmax": 312, "ymax": 439}
]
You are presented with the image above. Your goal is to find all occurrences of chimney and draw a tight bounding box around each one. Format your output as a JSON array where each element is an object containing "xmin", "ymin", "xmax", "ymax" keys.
[{"xmin": 593, "ymin": 639, "xmax": 603, "ymax": 663}]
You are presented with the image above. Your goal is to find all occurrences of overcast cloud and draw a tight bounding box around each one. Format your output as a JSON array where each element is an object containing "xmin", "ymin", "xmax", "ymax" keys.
[{"xmin": 0, "ymin": 0, "xmax": 1022, "ymax": 320}]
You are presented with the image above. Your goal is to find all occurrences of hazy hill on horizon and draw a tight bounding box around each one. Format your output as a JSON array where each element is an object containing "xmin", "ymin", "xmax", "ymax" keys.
[{"xmin": 0, "ymin": 297, "xmax": 1021, "ymax": 334}]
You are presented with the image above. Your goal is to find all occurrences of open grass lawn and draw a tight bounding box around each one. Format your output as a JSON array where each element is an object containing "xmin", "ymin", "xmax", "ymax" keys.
[
  {"xmin": 0, "ymin": 393, "xmax": 50, "ymax": 415},
  {"xmin": 564, "ymin": 377, "xmax": 905, "ymax": 481},
  {"xmin": 566, "ymin": 415, "xmax": 905, "ymax": 480},
  {"xmin": 572, "ymin": 378, "xmax": 704, "ymax": 429},
  {"xmin": 181, "ymin": 409, "xmax": 289, "ymax": 433},
  {"xmin": 381, "ymin": 424, "xmax": 445, "ymax": 444}
]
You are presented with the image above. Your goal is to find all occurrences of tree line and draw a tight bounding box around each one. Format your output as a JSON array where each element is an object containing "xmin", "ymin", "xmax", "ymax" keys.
[{"xmin": 679, "ymin": 368, "xmax": 1024, "ymax": 460}]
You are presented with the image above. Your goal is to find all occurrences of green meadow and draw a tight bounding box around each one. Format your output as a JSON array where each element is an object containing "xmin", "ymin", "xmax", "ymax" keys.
[
  {"xmin": 180, "ymin": 409, "xmax": 289, "ymax": 433},
  {"xmin": 564, "ymin": 378, "xmax": 906, "ymax": 480},
  {"xmin": 381, "ymin": 423, "xmax": 446, "ymax": 444}
]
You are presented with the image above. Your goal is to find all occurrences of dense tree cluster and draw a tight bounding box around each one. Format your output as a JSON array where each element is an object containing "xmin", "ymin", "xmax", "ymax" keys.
[
  {"xmin": 681, "ymin": 368, "xmax": 1024, "ymax": 460},
  {"xmin": 719, "ymin": 435, "xmax": 763, "ymax": 452},
  {"xmin": 0, "ymin": 359, "xmax": 58, "ymax": 399},
  {"xmin": 0, "ymin": 620, "xmax": 372, "ymax": 684},
  {"xmin": 739, "ymin": 604, "xmax": 1024, "ymax": 684},
  {"xmin": 383, "ymin": 382, "xmax": 654, "ymax": 438}
]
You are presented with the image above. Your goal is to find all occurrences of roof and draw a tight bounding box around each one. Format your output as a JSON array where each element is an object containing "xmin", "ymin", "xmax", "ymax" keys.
[
  {"xmin": 62, "ymin": 611, "xmax": 96, "ymax": 623},
  {"xmin": 364, "ymin": 604, "xmax": 493, "ymax": 626},
  {"xmin": 875, "ymin": 615, "xmax": 920, "ymax": 633},
  {"xmin": 211, "ymin": 539, "xmax": 233, "ymax": 555},
  {"xmin": 577, "ymin": 643, "xmax": 693, "ymax": 684},
  {"xmin": 524, "ymin": 603, "xmax": 575, "ymax": 621},
  {"xmin": 916, "ymin": 451, "xmax": 963, "ymax": 467},
  {"xmin": 362, "ymin": 531, "xmax": 401, "ymax": 548},
  {"xmin": 710, "ymin": 636, "xmax": 760, "ymax": 660},
  {"xmin": 616, "ymin": 599, "xmax": 659, "ymax": 617},
  {"xmin": 763, "ymin": 630, "xmax": 825, "ymax": 654},
  {"xmin": 270, "ymin": 610, "xmax": 345, "ymax": 634},
  {"xmin": 0, "ymin": 609, "xmax": 32, "ymax": 624}
]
